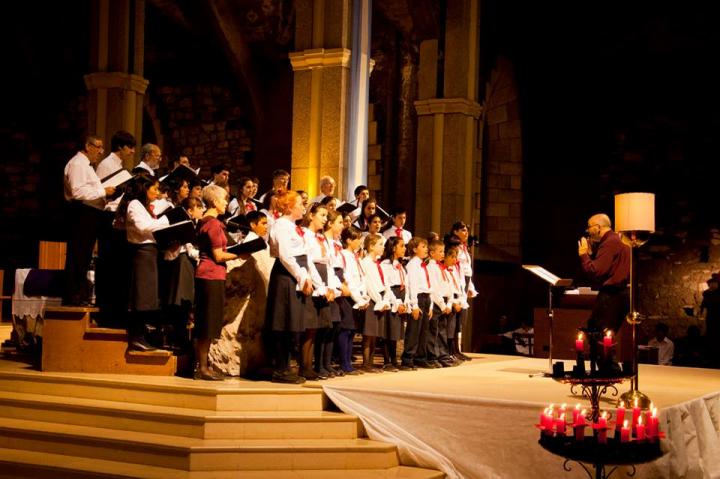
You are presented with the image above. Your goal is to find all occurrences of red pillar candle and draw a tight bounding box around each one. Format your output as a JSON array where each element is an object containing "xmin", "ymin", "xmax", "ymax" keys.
[
  {"xmin": 574, "ymin": 409, "xmax": 587, "ymax": 441},
  {"xmin": 556, "ymin": 413, "xmax": 566, "ymax": 436},
  {"xmin": 636, "ymin": 417, "xmax": 646, "ymax": 441},
  {"xmin": 616, "ymin": 402, "xmax": 626, "ymax": 429},
  {"xmin": 632, "ymin": 398, "xmax": 641, "ymax": 426},
  {"xmin": 603, "ymin": 331, "xmax": 613, "ymax": 357},
  {"xmin": 597, "ymin": 412, "xmax": 608, "ymax": 444},
  {"xmin": 620, "ymin": 420, "xmax": 631, "ymax": 443},
  {"xmin": 575, "ymin": 333, "xmax": 584, "ymax": 352},
  {"xmin": 648, "ymin": 407, "xmax": 659, "ymax": 441},
  {"xmin": 572, "ymin": 403, "xmax": 581, "ymax": 424}
]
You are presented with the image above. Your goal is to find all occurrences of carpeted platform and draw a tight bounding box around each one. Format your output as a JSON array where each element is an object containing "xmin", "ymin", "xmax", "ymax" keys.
[{"xmin": 321, "ymin": 355, "xmax": 720, "ymax": 479}]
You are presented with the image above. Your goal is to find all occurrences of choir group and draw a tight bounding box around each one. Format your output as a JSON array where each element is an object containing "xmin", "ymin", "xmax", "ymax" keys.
[{"xmin": 63, "ymin": 131, "xmax": 477, "ymax": 382}]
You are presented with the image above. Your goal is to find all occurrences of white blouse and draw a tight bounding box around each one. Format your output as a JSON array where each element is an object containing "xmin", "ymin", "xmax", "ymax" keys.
[
  {"xmin": 426, "ymin": 259, "xmax": 451, "ymax": 311},
  {"xmin": 126, "ymin": 199, "xmax": 170, "ymax": 244},
  {"xmin": 361, "ymin": 255, "xmax": 392, "ymax": 311},
  {"xmin": 380, "ymin": 259, "xmax": 410, "ymax": 310},
  {"xmin": 340, "ymin": 250, "xmax": 369, "ymax": 307},
  {"xmin": 303, "ymin": 228, "xmax": 341, "ymax": 294},
  {"xmin": 406, "ymin": 256, "xmax": 432, "ymax": 310},
  {"xmin": 269, "ymin": 217, "xmax": 321, "ymax": 288}
]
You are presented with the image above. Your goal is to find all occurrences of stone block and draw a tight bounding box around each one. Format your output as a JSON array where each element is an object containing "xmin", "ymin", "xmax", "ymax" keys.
[
  {"xmin": 487, "ymin": 105, "xmax": 508, "ymax": 126},
  {"xmin": 500, "ymin": 162, "xmax": 522, "ymax": 176},
  {"xmin": 499, "ymin": 120, "xmax": 521, "ymax": 139},
  {"xmin": 486, "ymin": 203, "xmax": 510, "ymax": 217},
  {"xmin": 510, "ymin": 175, "xmax": 522, "ymax": 190},
  {"xmin": 368, "ymin": 144, "xmax": 382, "ymax": 160}
]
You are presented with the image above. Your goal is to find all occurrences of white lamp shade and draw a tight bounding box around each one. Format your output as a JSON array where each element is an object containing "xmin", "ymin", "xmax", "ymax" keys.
[{"xmin": 614, "ymin": 192, "xmax": 655, "ymax": 232}]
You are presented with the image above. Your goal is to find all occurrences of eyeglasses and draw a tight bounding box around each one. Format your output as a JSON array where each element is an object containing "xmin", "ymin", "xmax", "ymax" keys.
[
  {"xmin": 586, "ymin": 224, "xmax": 601, "ymax": 232},
  {"xmin": 89, "ymin": 143, "xmax": 104, "ymax": 149}
]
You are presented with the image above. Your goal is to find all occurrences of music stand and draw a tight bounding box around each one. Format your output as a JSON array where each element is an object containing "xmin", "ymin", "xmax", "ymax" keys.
[{"xmin": 523, "ymin": 265, "xmax": 573, "ymax": 377}]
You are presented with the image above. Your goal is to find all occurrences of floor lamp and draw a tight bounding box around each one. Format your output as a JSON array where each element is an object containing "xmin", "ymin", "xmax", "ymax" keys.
[{"xmin": 615, "ymin": 192, "xmax": 655, "ymax": 409}]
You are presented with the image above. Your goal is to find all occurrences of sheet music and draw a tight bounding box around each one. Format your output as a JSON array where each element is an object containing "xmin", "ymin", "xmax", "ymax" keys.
[
  {"xmin": 522, "ymin": 264, "xmax": 571, "ymax": 287},
  {"xmin": 101, "ymin": 169, "xmax": 132, "ymax": 189}
]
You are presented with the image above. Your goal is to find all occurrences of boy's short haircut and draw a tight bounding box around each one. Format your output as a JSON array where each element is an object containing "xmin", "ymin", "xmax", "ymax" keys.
[
  {"xmin": 245, "ymin": 210, "xmax": 267, "ymax": 225},
  {"xmin": 428, "ymin": 239, "xmax": 444, "ymax": 252},
  {"xmin": 181, "ymin": 196, "xmax": 204, "ymax": 210},
  {"xmin": 363, "ymin": 233, "xmax": 383, "ymax": 252},
  {"xmin": 406, "ymin": 237, "xmax": 428, "ymax": 256},
  {"xmin": 445, "ymin": 245, "xmax": 459, "ymax": 258},
  {"xmin": 341, "ymin": 226, "xmax": 362, "ymax": 246},
  {"xmin": 354, "ymin": 185, "xmax": 369, "ymax": 196}
]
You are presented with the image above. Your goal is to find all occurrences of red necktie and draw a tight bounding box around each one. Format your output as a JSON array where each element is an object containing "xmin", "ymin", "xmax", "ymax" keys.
[
  {"xmin": 245, "ymin": 201, "xmax": 256, "ymax": 212},
  {"xmin": 446, "ymin": 265, "xmax": 460, "ymax": 290},
  {"xmin": 395, "ymin": 228, "xmax": 402, "ymax": 237},
  {"xmin": 355, "ymin": 253, "xmax": 364, "ymax": 275},
  {"xmin": 148, "ymin": 204, "xmax": 157, "ymax": 219},
  {"xmin": 295, "ymin": 225, "xmax": 304, "ymax": 239},
  {"xmin": 316, "ymin": 233, "xmax": 327, "ymax": 257},
  {"xmin": 395, "ymin": 261, "xmax": 406, "ymax": 289},
  {"xmin": 376, "ymin": 260, "xmax": 385, "ymax": 285},
  {"xmin": 337, "ymin": 246, "xmax": 347, "ymax": 269},
  {"xmin": 274, "ymin": 211, "xmax": 281, "ymax": 219},
  {"xmin": 439, "ymin": 263, "xmax": 448, "ymax": 281},
  {"xmin": 421, "ymin": 261, "xmax": 431, "ymax": 288}
]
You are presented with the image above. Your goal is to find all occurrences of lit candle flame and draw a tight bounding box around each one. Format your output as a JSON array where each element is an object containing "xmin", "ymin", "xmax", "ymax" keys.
[
  {"xmin": 634, "ymin": 398, "xmax": 639, "ymax": 408},
  {"xmin": 575, "ymin": 403, "xmax": 580, "ymax": 410},
  {"xmin": 581, "ymin": 409, "xmax": 587, "ymax": 415},
  {"xmin": 620, "ymin": 401, "xmax": 624, "ymax": 408},
  {"xmin": 606, "ymin": 330, "xmax": 612, "ymax": 338},
  {"xmin": 602, "ymin": 412, "xmax": 607, "ymax": 419},
  {"xmin": 624, "ymin": 420, "xmax": 629, "ymax": 428},
  {"xmin": 638, "ymin": 416, "xmax": 643, "ymax": 426},
  {"xmin": 560, "ymin": 403, "xmax": 567, "ymax": 410},
  {"xmin": 577, "ymin": 332, "xmax": 583, "ymax": 341},
  {"xmin": 652, "ymin": 407, "xmax": 657, "ymax": 417}
]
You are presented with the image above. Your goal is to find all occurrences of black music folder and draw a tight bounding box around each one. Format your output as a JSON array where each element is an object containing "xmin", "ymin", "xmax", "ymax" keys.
[{"xmin": 153, "ymin": 220, "xmax": 196, "ymax": 249}]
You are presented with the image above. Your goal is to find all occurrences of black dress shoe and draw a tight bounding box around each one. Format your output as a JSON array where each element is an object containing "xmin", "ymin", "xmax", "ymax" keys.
[
  {"xmin": 272, "ymin": 369, "xmax": 306, "ymax": 384},
  {"xmin": 197, "ymin": 372, "xmax": 224, "ymax": 381},
  {"xmin": 301, "ymin": 369, "xmax": 320, "ymax": 381},
  {"xmin": 415, "ymin": 361, "xmax": 433, "ymax": 369},
  {"xmin": 128, "ymin": 339, "xmax": 157, "ymax": 352},
  {"xmin": 398, "ymin": 363, "xmax": 414, "ymax": 371},
  {"xmin": 458, "ymin": 352, "xmax": 472, "ymax": 361}
]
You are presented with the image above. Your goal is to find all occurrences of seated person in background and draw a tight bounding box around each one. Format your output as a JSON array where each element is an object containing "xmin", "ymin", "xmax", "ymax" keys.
[
  {"xmin": 501, "ymin": 319, "xmax": 534, "ymax": 356},
  {"xmin": 647, "ymin": 322, "xmax": 674, "ymax": 366}
]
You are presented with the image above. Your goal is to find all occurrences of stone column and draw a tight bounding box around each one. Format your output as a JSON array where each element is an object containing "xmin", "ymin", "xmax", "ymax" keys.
[
  {"xmin": 414, "ymin": 0, "xmax": 482, "ymax": 237},
  {"xmin": 289, "ymin": 0, "xmax": 353, "ymax": 199},
  {"xmin": 84, "ymin": 0, "xmax": 148, "ymax": 169}
]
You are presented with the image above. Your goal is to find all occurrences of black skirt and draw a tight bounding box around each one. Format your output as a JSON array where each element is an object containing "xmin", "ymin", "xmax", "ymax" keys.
[
  {"xmin": 129, "ymin": 243, "xmax": 159, "ymax": 312},
  {"xmin": 386, "ymin": 285, "xmax": 406, "ymax": 341},
  {"xmin": 161, "ymin": 252, "xmax": 195, "ymax": 307},
  {"xmin": 266, "ymin": 255, "xmax": 311, "ymax": 333},
  {"xmin": 334, "ymin": 268, "xmax": 356, "ymax": 330},
  {"xmin": 194, "ymin": 278, "xmax": 225, "ymax": 340},
  {"xmin": 362, "ymin": 299, "xmax": 387, "ymax": 338},
  {"xmin": 307, "ymin": 263, "xmax": 334, "ymax": 329}
]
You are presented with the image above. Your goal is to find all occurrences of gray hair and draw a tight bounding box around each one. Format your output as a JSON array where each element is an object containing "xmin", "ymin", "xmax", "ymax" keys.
[
  {"xmin": 141, "ymin": 143, "xmax": 159, "ymax": 160},
  {"xmin": 202, "ymin": 184, "xmax": 228, "ymax": 209},
  {"xmin": 589, "ymin": 213, "xmax": 612, "ymax": 229}
]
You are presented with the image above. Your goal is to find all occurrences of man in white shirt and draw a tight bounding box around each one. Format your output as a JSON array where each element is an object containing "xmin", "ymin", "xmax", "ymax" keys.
[
  {"xmin": 310, "ymin": 175, "xmax": 336, "ymax": 204},
  {"xmin": 96, "ymin": 130, "xmax": 136, "ymax": 180},
  {"xmin": 258, "ymin": 169, "xmax": 290, "ymax": 203},
  {"xmin": 346, "ymin": 185, "xmax": 369, "ymax": 222},
  {"xmin": 648, "ymin": 322, "xmax": 674, "ymax": 366},
  {"xmin": 134, "ymin": 143, "xmax": 161, "ymax": 176},
  {"xmin": 63, "ymin": 136, "xmax": 115, "ymax": 305}
]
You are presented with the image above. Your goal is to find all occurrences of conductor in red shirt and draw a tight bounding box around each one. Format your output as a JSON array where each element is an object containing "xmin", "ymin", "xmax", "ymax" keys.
[{"xmin": 578, "ymin": 213, "xmax": 631, "ymax": 333}]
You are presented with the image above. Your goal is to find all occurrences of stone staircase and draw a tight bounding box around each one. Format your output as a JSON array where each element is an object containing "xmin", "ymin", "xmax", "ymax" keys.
[{"xmin": 0, "ymin": 365, "xmax": 444, "ymax": 478}]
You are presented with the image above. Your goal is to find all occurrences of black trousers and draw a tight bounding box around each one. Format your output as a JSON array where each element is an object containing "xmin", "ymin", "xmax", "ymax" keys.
[
  {"xmin": 63, "ymin": 202, "xmax": 101, "ymax": 303},
  {"xmin": 588, "ymin": 287, "xmax": 629, "ymax": 333},
  {"xmin": 429, "ymin": 306, "xmax": 451, "ymax": 360},
  {"xmin": 402, "ymin": 293, "xmax": 431, "ymax": 364}
]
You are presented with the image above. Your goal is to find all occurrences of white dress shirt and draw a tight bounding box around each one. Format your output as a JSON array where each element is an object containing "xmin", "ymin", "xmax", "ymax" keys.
[
  {"xmin": 96, "ymin": 152, "xmax": 124, "ymax": 180},
  {"xmin": 269, "ymin": 216, "xmax": 321, "ymax": 287},
  {"xmin": 63, "ymin": 151, "xmax": 106, "ymax": 209},
  {"xmin": 406, "ymin": 256, "xmax": 432, "ymax": 310},
  {"xmin": 126, "ymin": 199, "xmax": 170, "ymax": 244},
  {"xmin": 361, "ymin": 255, "xmax": 391, "ymax": 311},
  {"xmin": 426, "ymin": 259, "xmax": 451, "ymax": 310},
  {"xmin": 135, "ymin": 161, "xmax": 155, "ymax": 176},
  {"xmin": 340, "ymin": 250, "xmax": 369, "ymax": 307},
  {"xmin": 303, "ymin": 228, "xmax": 341, "ymax": 295},
  {"xmin": 648, "ymin": 337, "xmax": 674, "ymax": 366},
  {"xmin": 382, "ymin": 227, "xmax": 413, "ymax": 245},
  {"xmin": 380, "ymin": 259, "xmax": 409, "ymax": 311},
  {"xmin": 456, "ymin": 243, "xmax": 478, "ymax": 296}
]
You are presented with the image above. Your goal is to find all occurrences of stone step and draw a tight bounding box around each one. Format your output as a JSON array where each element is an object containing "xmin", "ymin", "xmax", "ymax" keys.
[
  {"xmin": 0, "ymin": 369, "xmax": 323, "ymax": 411},
  {"xmin": 0, "ymin": 448, "xmax": 445, "ymax": 479},
  {"xmin": 0, "ymin": 418, "xmax": 399, "ymax": 471},
  {"xmin": 0, "ymin": 391, "xmax": 358, "ymax": 439}
]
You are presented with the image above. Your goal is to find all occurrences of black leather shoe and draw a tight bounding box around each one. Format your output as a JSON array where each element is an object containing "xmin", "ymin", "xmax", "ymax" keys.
[
  {"xmin": 415, "ymin": 361, "xmax": 433, "ymax": 369},
  {"xmin": 272, "ymin": 369, "xmax": 306, "ymax": 384},
  {"xmin": 398, "ymin": 363, "xmax": 414, "ymax": 371},
  {"xmin": 458, "ymin": 352, "xmax": 472, "ymax": 361},
  {"xmin": 128, "ymin": 339, "xmax": 157, "ymax": 352}
]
